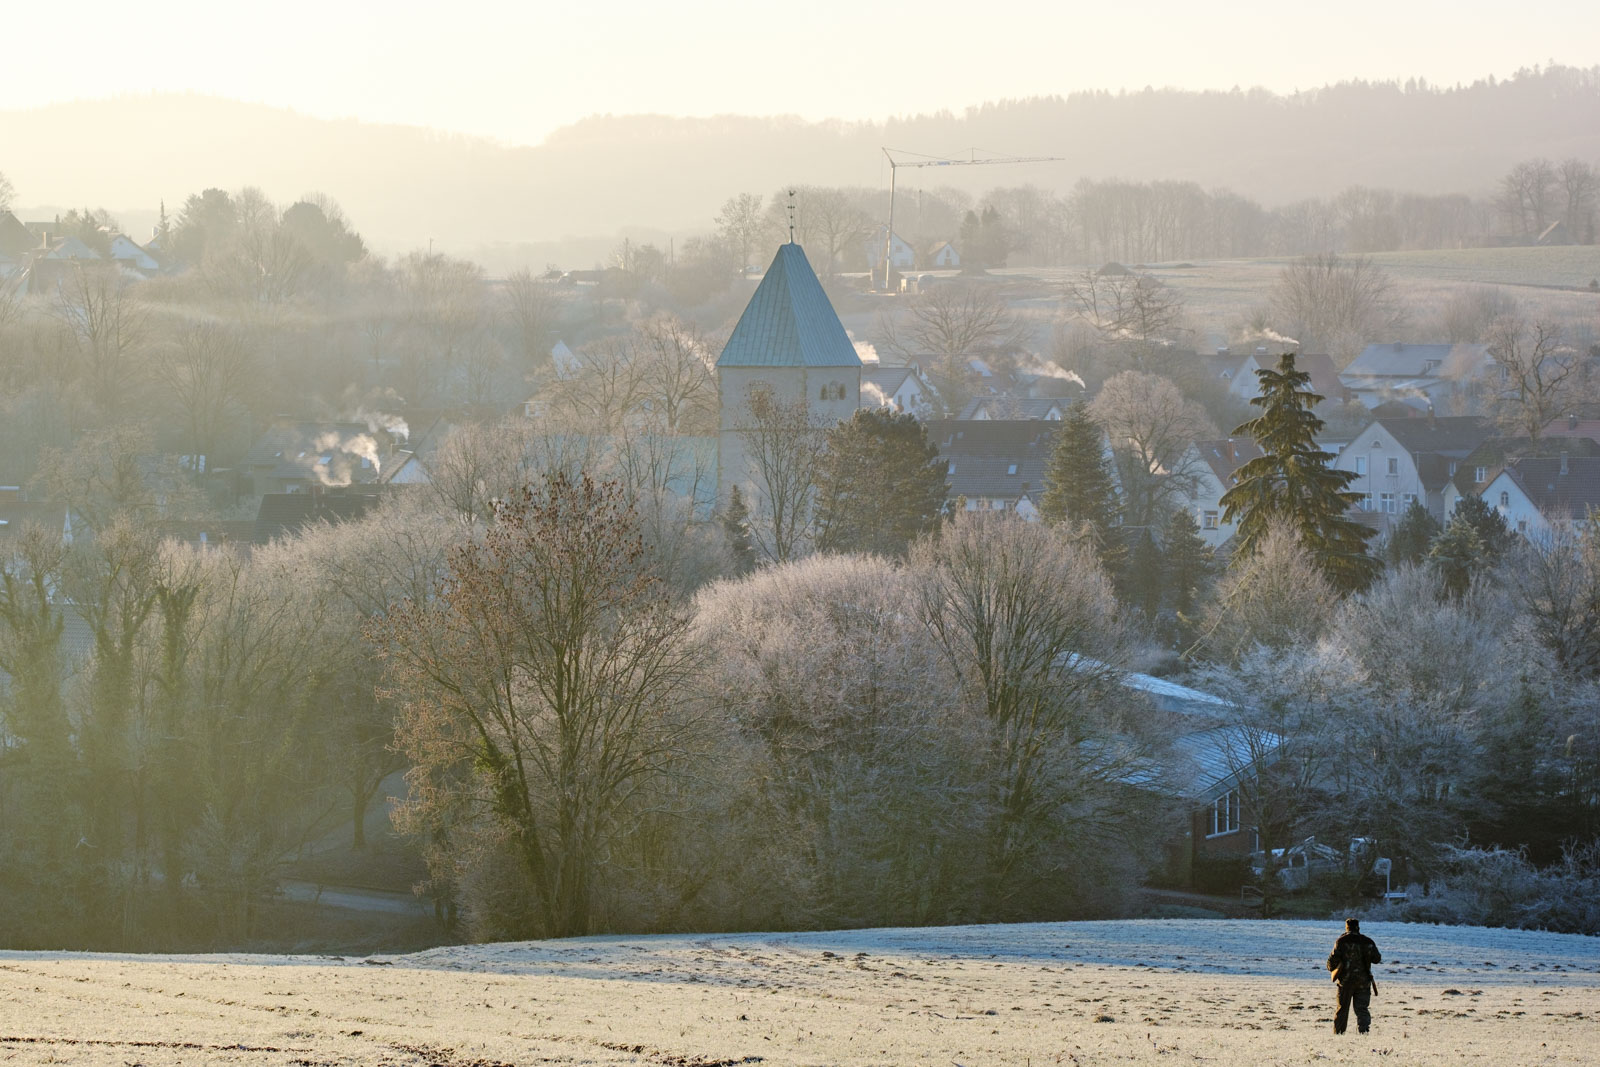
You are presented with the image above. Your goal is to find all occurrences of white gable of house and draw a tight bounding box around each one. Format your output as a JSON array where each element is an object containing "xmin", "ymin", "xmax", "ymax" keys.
[{"xmin": 108, "ymin": 235, "xmax": 158, "ymax": 271}]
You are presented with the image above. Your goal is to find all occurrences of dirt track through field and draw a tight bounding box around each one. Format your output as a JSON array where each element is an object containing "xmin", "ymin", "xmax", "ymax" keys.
[{"xmin": 3, "ymin": 920, "xmax": 1597, "ymax": 1065}]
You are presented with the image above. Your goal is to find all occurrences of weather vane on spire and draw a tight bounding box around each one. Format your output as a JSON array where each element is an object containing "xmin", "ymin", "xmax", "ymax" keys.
[{"xmin": 786, "ymin": 190, "xmax": 796, "ymax": 244}]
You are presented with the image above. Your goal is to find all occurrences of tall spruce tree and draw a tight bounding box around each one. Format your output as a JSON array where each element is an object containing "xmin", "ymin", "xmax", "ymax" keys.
[
  {"xmin": 1040, "ymin": 400, "xmax": 1122, "ymax": 570},
  {"xmin": 1164, "ymin": 506, "xmax": 1213, "ymax": 619},
  {"xmin": 1220, "ymin": 353, "xmax": 1379, "ymax": 592}
]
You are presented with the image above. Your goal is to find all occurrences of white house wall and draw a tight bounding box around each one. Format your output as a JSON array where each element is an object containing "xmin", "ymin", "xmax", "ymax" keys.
[{"xmin": 1332, "ymin": 423, "xmax": 1434, "ymax": 520}]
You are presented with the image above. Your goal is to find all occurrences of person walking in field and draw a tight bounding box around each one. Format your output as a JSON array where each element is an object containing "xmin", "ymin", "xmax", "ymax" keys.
[{"xmin": 1327, "ymin": 917, "xmax": 1382, "ymax": 1034}]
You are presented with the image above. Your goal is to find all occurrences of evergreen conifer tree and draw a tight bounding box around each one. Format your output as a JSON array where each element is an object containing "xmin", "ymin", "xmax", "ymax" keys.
[
  {"xmin": 1127, "ymin": 527, "xmax": 1165, "ymax": 618},
  {"xmin": 722, "ymin": 485, "xmax": 756, "ymax": 576},
  {"xmin": 814, "ymin": 409, "xmax": 947, "ymax": 556},
  {"xmin": 1164, "ymin": 506, "xmax": 1213, "ymax": 619},
  {"xmin": 1428, "ymin": 515, "xmax": 1488, "ymax": 597},
  {"xmin": 1386, "ymin": 499, "xmax": 1442, "ymax": 567},
  {"xmin": 1220, "ymin": 353, "xmax": 1379, "ymax": 592},
  {"xmin": 1449, "ymin": 495, "xmax": 1515, "ymax": 564},
  {"xmin": 1040, "ymin": 400, "xmax": 1123, "ymax": 571}
]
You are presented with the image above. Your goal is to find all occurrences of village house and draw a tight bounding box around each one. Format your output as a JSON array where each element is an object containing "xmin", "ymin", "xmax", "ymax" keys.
[
  {"xmin": 1092, "ymin": 667, "xmax": 1282, "ymax": 887},
  {"xmin": 1440, "ymin": 431, "xmax": 1600, "ymax": 517},
  {"xmin": 1339, "ymin": 342, "xmax": 1498, "ymax": 411},
  {"xmin": 927, "ymin": 418, "xmax": 1058, "ymax": 518},
  {"xmin": 860, "ymin": 363, "xmax": 936, "ymax": 417},
  {"xmin": 1475, "ymin": 454, "xmax": 1600, "ymax": 543},
  {"xmin": 1331, "ymin": 415, "xmax": 1491, "ymax": 525},
  {"xmin": 1177, "ymin": 438, "xmax": 1265, "ymax": 549},
  {"xmin": 107, "ymin": 233, "xmax": 160, "ymax": 274},
  {"xmin": 1226, "ymin": 350, "xmax": 1346, "ymax": 407},
  {"xmin": 925, "ymin": 240, "xmax": 960, "ymax": 269},
  {"xmin": 863, "ymin": 226, "xmax": 915, "ymax": 271}
]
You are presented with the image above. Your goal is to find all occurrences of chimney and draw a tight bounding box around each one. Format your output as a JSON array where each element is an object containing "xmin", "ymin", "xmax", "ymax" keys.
[
  {"xmin": 1225, "ymin": 438, "xmax": 1236, "ymax": 465},
  {"xmin": 1569, "ymin": 414, "xmax": 1579, "ymax": 431},
  {"xmin": 1560, "ymin": 451, "xmax": 1569, "ymax": 475},
  {"xmin": 1426, "ymin": 403, "xmax": 1436, "ymax": 429}
]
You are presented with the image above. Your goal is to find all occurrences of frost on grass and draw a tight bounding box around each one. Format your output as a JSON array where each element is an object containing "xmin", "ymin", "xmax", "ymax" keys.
[{"xmin": 1, "ymin": 919, "xmax": 1596, "ymax": 1066}]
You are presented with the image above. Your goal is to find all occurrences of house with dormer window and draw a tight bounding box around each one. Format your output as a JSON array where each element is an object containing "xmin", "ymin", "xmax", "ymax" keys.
[{"xmin": 1331, "ymin": 416, "xmax": 1491, "ymax": 524}]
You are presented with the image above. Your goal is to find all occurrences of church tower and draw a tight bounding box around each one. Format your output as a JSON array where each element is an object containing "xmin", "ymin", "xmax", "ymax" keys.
[{"xmin": 716, "ymin": 241, "xmax": 862, "ymax": 504}]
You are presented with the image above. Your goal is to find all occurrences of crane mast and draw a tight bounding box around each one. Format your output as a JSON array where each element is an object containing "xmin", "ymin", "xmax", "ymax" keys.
[{"xmin": 879, "ymin": 148, "xmax": 1065, "ymax": 291}]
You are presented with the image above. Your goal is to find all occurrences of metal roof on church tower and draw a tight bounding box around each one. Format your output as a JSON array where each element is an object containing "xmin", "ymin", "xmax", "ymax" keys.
[{"xmin": 716, "ymin": 243, "xmax": 862, "ymax": 369}]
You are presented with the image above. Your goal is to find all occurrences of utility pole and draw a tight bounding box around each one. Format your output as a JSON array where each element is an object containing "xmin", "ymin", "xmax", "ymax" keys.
[{"xmin": 880, "ymin": 147, "xmax": 1066, "ymax": 291}]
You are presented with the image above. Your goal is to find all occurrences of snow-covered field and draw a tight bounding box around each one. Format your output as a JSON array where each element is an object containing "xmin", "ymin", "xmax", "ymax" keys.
[{"xmin": 3, "ymin": 919, "xmax": 1597, "ymax": 1065}]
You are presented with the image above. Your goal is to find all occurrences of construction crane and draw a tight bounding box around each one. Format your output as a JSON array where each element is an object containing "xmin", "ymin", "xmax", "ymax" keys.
[{"xmin": 879, "ymin": 147, "xmax": 1065, "ymax": 291}]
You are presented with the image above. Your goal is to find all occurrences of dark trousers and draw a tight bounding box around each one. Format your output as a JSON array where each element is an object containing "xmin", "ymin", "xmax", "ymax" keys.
[{"xmin": 1334, "ymin": 982, "xmax": 1371, "ymax": 1034}]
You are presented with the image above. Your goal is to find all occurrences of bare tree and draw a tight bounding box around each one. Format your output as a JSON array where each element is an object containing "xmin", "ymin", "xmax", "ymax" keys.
[
  {"xmin": 425, "ymin": 416, "xmax": 604, "ymax": 524},
  {"xmin": 1268, "ymin": 253, "xmax": 1405, "ymax": 363},
  {"xmin": 912, "ymin": 512, "xmax": 1147, "ymax": 912},
  {"xmin": 714, "ymin": 193, "xmax": 765, "ymax": 271},
  {"xmin": 52, "ymin": 261, "xmax": 149, "ymax": 416},
  {"xmin": 1065, "ymin": 269, "xmax": 1186, "ymax": 345},
  {"xmin": 394, "ymin": 250, "xmax": 487, "ymax": 407},
  {"xmin": 883, "ymin": 281, "xmax": 1029, "ymax": 363},
  {"xmin": 501, "ymin": 268, "xmax": 560, "ymax": 377},
  {"xmin": 151, "ymin": 321, "xmax": 252, "ymax": 475},
  {"xmin": 1089, "ymin": 370, "xmax": 1217, "ymax": 528},
  {"xmin": 1485, "ymin": 316, "xmax": 1583, "ymax": 442},
  {"xmin": 542, "ymin": 336, "xmax": 648, "ymax": 432},
  {"xmin": 377, "ymin": 473, "xmax": 698, "ymax": 939},
  {"xmin": 1435, "ymin": 286, "xmax": 1520, "ymax": 344},
  {"xmin": 1515, "ymin": 517, "xmax": 1600, "ymax": 682},
  {"xmin": 636, "ymin": 315, "xmax": 717, "ymax": 435},
  {"xmin": 1498, "ymin": 158, "xmax": 1559, "ymax": 239},
  {"xmin": 0, "ymin": 170, "xmax": 14, "ymax": 212},
  {"xmin": 738, "ymin": 383, "xmax": 825, "ymax": 565},
  {"xmin": 1558, "ymin": 158, "xmax": 1599, "ymax": 243}
]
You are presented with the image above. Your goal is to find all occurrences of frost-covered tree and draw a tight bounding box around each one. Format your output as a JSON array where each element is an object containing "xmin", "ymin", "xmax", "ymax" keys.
[
  {"xmin": 912, "ymin": 512, "xmax": 1153, "ymax": 913},
  {"xmin": 692, "ymin": 555, "xmax": 982, "ymax": 926}
]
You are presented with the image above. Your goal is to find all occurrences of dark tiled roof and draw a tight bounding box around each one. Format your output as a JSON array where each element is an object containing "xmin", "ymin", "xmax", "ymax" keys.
[
  {"xmin": 1450, "ymin": 436, "xmax": 1600, "ymax": 497},
  {"xmin": 716, "ymin": 243, "xmax": 860, "ymax": 369},
  {"xmin": 1543, "ymin": 417, "xmax": 1600, "ymax": 443},
  {"xmin": 253, "ymin": 493, "xmax": 378, "ymax": 544},
  {"xmin": 957, "ymin": 397, "xmax": 1067, "ymax": 420},
  {"xmin": 1193, "ymin": 438, "xmax": 1265, "ymax": 484},
  {"xmin": 1345, "ymin": 342, "xmax": 1493, "ymax": 379},
  {"xmin": 1503, "ymin": 457, "xmax": 1600, "ymax": 519},
  {"xmin": 1239, "ymin": 351, "xmax": 1344, "ymax": 401},
  {"xmin": 927, "ymin": 418, "xmax": 1059, "ymax": 502},
  {"xmin": 1377, "ymin": 416, "xmax": 1491, "ymax": 457},
  {"xmin": 862, "ymin": 365, "xmax": 915, "ymax": 395}
]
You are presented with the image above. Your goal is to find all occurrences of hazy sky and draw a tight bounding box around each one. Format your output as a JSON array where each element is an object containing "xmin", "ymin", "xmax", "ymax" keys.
[{"xmin": 9, "ymin": 1, "xmax": 1589, "ymax": 143}]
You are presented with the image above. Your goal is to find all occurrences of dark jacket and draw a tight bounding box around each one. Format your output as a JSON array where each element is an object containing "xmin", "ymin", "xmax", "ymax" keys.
[{"xmin": 1327, "ymin": 932, "xmax": 1382, "ymax": 989}]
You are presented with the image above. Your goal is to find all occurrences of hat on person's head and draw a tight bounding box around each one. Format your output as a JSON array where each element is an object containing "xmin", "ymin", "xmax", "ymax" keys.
[{"xmin": 1345, "ymin": 917, "xmax": 1360, "ymax": 932}]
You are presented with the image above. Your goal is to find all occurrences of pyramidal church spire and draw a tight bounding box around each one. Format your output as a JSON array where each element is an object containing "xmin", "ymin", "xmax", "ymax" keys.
[{"xmin": 716, "ymin": 240, "xmax": 863, "ymax": 512}]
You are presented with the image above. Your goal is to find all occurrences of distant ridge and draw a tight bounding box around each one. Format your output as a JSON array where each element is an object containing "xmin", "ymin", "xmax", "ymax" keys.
[{"xmin": 4, "ymin": 67, "xmax": 1596, "ymax": 260}]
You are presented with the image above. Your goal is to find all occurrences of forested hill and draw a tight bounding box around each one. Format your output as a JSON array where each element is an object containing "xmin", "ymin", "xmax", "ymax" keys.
[{"xmin": 5, "ymin": 65, "xmax": 1597, "ymax": 255}]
